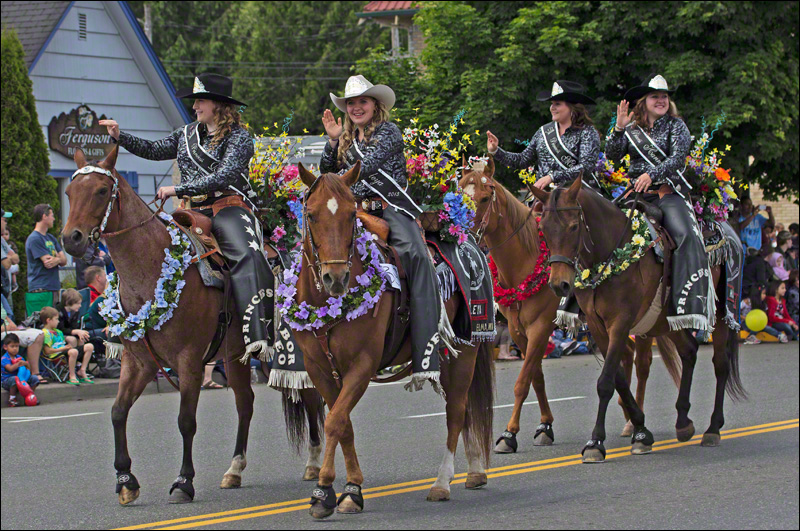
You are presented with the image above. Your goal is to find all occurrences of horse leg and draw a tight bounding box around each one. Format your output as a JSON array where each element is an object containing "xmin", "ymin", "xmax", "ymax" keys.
[
  {"xmin": 429, "ymin": 345, "xmax": 479, "ymax": 501},
  {"xmin": 112, "ymin": 353, "xmax": 157, "ymax": 505},
  {"xmin": 302, "ymin": 388, "xmax": 325, "ymax": 481},
  {"xmin": 619, "ymin": 338, "xmax": 635, "ymax": 431},
  {"xmin": 703, "ymin": 324, "xmax": 729, "ymax": 447},
  {"xmin": 221, "ymin": 355, "xmax": 254, "ymax": 489},
  {"xmin": 668, "ymin": 331, "xmax": 698, "ymax": 442},
  {"xmin": 529, "ymin": 318, "xmax": 556, "ymax": 446},
  {"xmin": 168, "ymin": 359, "xmax": 203, "ymax": 503},
  {"xmin": 622, "ymin": 337, "xmax": 652, "ymax": 437}
]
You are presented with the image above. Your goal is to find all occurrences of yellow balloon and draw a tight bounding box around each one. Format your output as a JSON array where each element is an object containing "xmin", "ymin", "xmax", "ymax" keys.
[{"xmin": 745, "ymin": 309, "xmax": 768, "ymax": 333}]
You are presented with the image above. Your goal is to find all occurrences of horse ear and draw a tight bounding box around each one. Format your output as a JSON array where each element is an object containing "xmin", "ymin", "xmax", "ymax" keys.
[
  {"xmin": 483, "ymin": 155, "xmax": 495, "ymax": 179},
  {"xmin": 74, "ymin": 148, "xmax": 88, "ymax": 169},
  {"xmin": 341, "ymin": 160, "xmax": 361, "ymax": 188},
  {"xmin": 101, "ymin": 144, "xmax": 119, "ymax": 170},
  {"xmin": 528, "ymin": 183, "xmax": 550, "ymax": 204},
  {"xmin": 565, "ymin": 175, "xmax": 583, "ymax": 201},
  {"xmin": 298, "ymin": 163, "xmax": 317, "ymax": 188},
  {"xmin": 462, "ymin": 153, "xmax": 467, "ymax": 169}
]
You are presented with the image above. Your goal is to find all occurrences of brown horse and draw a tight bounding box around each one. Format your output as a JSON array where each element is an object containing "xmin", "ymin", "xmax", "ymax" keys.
[
  {"xmin": 292, "ymin": 163, "xmax": 494, "ymax": 518},
  {"xmin": 459, "ymin": 159, "xmax": 680, "ymax": 449},
  {"xmin": 530, "ymin": 178, "xmax": 744, "ymax": 462},
  {"xmin": 62, "ymin": 146, "xmax": 325, "ymax": 505}
]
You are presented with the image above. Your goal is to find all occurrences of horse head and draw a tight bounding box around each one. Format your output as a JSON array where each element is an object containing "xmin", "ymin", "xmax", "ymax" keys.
[
  {"xmin": 458, "ymin": 156, "xmax": 498, "ymax": 240},
  {"xmin": 298, "ymin": 161, "xmax": 361, "ymax": 297},
  {"xmin": 62, "ymin": 145, "xmax": 122, "ymax": 258},
  {"xmin": 530, "ymin": 176, "xmax": 584, "ymax": 298}
]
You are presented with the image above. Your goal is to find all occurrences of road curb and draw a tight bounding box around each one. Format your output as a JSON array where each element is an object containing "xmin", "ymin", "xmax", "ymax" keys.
[{"xmin": 0, "ymin": 376, "xmax": 179, "ymax": 408}]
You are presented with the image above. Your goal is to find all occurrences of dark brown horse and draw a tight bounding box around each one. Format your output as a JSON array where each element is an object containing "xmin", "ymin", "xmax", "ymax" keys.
[
  {"xmin": 293, "ymin": 163, "xmax": 494, "ymax": 518},
  {"xmin": 62, "ymin": 146, "xmax": 325, "ymax": 505},
  {"xmin": 530, "ymin": 178, "xmax": 744, "ymax": 462},
  {"xmin": 460, "ymin": 159, "xmax": 680, "ymax": 448}
]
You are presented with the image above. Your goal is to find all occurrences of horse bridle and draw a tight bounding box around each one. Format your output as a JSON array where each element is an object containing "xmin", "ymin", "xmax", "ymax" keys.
[
  {"xmin": 301, "ymin": 176, "xmax": 357, "ymax": 292},
  {"xmin": 471, "ymin": 177, "xmax": 539, "ymax": 253}
]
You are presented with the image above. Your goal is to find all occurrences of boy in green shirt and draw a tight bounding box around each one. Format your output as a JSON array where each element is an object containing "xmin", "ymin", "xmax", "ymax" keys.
[{"xmin": 40, "ymin": 306, "xmax": 94, "ymax": 386}]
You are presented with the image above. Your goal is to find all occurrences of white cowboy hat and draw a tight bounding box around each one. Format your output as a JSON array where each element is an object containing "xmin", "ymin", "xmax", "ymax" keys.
[{"xmin": 329, "ymin": 75, "xmax": 396, "ymax": 113}]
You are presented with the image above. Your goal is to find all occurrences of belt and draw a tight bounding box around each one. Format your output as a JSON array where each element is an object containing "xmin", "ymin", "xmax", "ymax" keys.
[
  {"xmin": 182, "ymin": 191, "xmax": 239, "ymax": 210},
  {"xmin": 359, "ymin": 198, "xmax": 388, "ymax": 212}
]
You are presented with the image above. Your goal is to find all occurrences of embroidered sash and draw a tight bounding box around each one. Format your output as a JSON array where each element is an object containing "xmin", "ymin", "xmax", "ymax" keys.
[
  {"xmin": 540, "ymin": 122, "xmax": 603, "ymax": 190},
  {"xmin": 346, "ymin": 143, "xmax": 422, "ymax": 219},
  {"xmin": 624, "ymin": 125, "xmax": 691, "ymax": 196}
]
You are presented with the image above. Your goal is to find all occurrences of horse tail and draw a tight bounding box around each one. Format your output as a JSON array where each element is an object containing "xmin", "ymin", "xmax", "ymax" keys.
[
  {"xmin": 281, "ymin": 388, "xmax": 326, "ymax": 455},
  {"xmin": 716, "ymin": 276, "xmax": 747, "ymax": 401},
  {"xmin": 462, "ymin": 341, "xmax": 495, "ymax": 467},
  {"xmin": 653, "ymin": 336, "xmax": 682, "ymax": 388}
]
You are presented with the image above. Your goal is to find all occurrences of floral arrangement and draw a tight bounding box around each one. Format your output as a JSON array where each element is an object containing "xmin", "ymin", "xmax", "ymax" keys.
[
  {"xmin": 684, "ymin": 112, "xmax": 738, "ymax": 225},
  {"xmin": 596, "ymin": 152, "xmax": 631, "ymax": 199},
  {"xmin": 574, "ymin": 209, "xmax": 652, "ymax": 290},
  {"xmin": 401, "ymin": 112, "xmax": 477, "ymax": 243},
  {"xmin": 99, "ymin": 213, "xmax": 192, "ymax": 340},
  {"xmin": 277, "ymin": 219, "xmax": 388, "ymax": 331},
  {"xmin": 249, "ymin": 118, "xmax": 307, "ymax": 250},
  {"xmin": 518, "ymin": 166, "xmax": 538, "ymax": 186},
  {"xmin": 489, "ymin": 219, "xmax": 551, "ymax": 306}
]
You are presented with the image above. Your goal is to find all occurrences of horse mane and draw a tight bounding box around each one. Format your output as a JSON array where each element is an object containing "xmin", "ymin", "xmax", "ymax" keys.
[{"xmin": 494, "ymin": 180, "xmax": 540, "ymax": 251}]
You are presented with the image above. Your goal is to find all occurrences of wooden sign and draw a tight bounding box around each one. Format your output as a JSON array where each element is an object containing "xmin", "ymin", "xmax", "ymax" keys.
[{"xmin": 48, "ymin": 105, "xmax": 114, "ymax": 159}]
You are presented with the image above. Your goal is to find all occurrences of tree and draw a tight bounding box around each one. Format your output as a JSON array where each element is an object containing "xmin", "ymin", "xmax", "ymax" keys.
[{"xmin": 1, "ymin": 30, "xmax": 59, "ymax": 318}]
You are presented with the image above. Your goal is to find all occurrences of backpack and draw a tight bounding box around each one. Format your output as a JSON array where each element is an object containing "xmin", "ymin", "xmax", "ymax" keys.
[{"xmin": 96, "ymin": 358, "xmax": 122, "ymax": 379}]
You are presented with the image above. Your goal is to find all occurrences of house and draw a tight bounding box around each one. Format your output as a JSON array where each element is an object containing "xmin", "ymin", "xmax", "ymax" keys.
[{"xmin": 356, "ymin": 1, "xmax": 423, "ymax": 58}]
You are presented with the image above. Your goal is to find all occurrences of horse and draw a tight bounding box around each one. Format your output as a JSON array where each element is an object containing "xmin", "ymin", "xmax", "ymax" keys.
[
  {"xmin": 529, "ymin": 178, "xmax": 745, "ymax": 462},
  {"xmin": 61, "ymin": 146, "xmax": 325, "ymax": 505},
  {"xmin": 459, "ymin": 159, "xmax": 682, "ymax": 448},
  {"xmin": 291, "ymin": 163, "xmax": 494, "ymax": 518}
]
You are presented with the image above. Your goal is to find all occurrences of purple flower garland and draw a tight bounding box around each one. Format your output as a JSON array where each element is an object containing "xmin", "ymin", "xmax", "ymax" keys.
[{"xmin": 277, "ymin": 219, "xmax": 389, "ymax": 332}]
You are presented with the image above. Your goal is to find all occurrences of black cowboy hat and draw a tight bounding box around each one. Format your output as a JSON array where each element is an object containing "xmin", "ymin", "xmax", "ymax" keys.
[
  {"xmin": 175, "ymin": 73, "xmax": 247, "ymax": 107},
  {"xmin": 624, "ymin": 73, "xmax": 676, "ymax": 104},
  {"xmin": 536, "ymin": 80, "xmax": 596, "ymax": 106}
]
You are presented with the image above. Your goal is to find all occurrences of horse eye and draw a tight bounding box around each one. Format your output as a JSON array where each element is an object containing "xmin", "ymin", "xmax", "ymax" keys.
[
  {"xmin": 569, "ymin": 223, "xmax": 579, "ymax": 232},
  {"xmin": 480, "ymin": 197, "xmax": 490, "ymax": 204},
  {"xmin": 96, "ymin": 187, "xmax": 109, "ymax": 196}
]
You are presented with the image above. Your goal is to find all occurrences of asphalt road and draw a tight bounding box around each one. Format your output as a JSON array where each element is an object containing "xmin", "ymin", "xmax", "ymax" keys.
[{"xmin": 2, "ymin": 343, "xmax": 798, "ymax": 530}]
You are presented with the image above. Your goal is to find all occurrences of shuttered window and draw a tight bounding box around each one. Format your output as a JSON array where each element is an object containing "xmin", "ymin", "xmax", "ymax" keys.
[{"xmin": 78, "ymin": 13, "xmax": 87, "ymax": 40}]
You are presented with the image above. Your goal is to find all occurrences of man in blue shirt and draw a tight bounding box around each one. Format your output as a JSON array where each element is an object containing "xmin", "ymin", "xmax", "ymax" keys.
[
  {"xmin": 737, "ymin": 197, "xmax": 774, "ymax": 253},
  {"xmin": 25, "ymin": 204, "xmax": 66, "ymax": 315}
]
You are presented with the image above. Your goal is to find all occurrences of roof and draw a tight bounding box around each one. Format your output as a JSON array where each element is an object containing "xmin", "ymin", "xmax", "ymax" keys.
[
  {"xmin": 357, "ymin": 1, "xmax": 419, "ymax": 17},
  {"xmin": 1, "ymin": 1, "xmax": 72, "ymax": 68}
]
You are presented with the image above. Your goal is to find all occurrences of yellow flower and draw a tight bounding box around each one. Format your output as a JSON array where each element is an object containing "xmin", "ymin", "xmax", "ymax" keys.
[
  {"xmin": 602, "ymin": 265, "xmax": 612, "ymax": 277},
  {"xmin": 632, "ymin": 219, "xmax": 640, "ymax": 231},
  {"xmin": 726, "ymin": 144, "xmax": 731, "ymax": 151},
  {"xmin": 581, "ymin": 269, "xmax": 590, "ymax": 280},
  {"xmin": 574, "ymin": 280, "xmax": 584, "ymax": 289},
  {"xmin": 632, "ymin": 234, "xmax": 646, "ymax": 246},
  {"xmin": 620, "ymin": 261, "xmax": 630, "ymax": 271}
]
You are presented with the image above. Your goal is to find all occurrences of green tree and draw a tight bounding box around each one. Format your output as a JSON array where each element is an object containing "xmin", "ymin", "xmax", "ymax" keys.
[{"xmin": 1, "ymin": 30, "xmax": 59, "ymax": 318}]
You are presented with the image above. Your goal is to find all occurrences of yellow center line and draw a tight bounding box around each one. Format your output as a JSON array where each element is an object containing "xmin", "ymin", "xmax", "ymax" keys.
[{"xmin": 115, "ymin": 418, "xmax": 798, "ymax": 530}]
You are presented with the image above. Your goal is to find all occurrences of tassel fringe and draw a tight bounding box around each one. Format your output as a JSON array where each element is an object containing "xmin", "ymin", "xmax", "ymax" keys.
[
  {"xmin": 241, "ymin": 340, "xmax": 272, "ymax": 364},
  {"xmin": 104, "ymin": 341, "xmax": 124, "ymax": 360},
  {"xmin": 436, "ymin": 262, "xmax": 457, "ymax": 304},
  {"xmin": 267, "ymin": 369, "xmax": 316, "ymax": 403},
  {"xmin": 554, "ymin": 310, "xmax": 583, "ymax": 337},
  {"xmin": 668, "ymin": 314, "xmax": 709, "ymax": 332},
  {"xmin": 404, "ymin": 371, "xmax": 444, "ymax": 398}
]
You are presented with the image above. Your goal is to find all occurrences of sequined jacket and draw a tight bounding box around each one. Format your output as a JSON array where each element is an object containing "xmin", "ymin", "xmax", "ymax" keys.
[
  {"xmin": 605, "ymin": 115, "xmax": 691, "ymax": 190},
  {"xmin": 493, "ymin": 124, "xmax": 600, "ymax": 185},
  {"xmin": 320, "ymin": 121, "xmax": 408, "ymax": 198},
  {"xmin": 117, "ymin": 123, "xmax": 255, "ymax": 199}
]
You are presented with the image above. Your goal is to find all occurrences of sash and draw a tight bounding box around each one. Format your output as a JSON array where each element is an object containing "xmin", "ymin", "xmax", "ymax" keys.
[
  {"xmin": 183, "ymin": 122, "xmax": 260, "ymax": 210},
  {"xmin": 540, "ymin": 122, "xmax": 603, "ymax": 190},
  {"xmin": 346, "ymin": 142, "xmax": 422, "ymax": 219},
  {"xmin": 624, "ymin": 125, "xmax": 692, "ymax": 197}
]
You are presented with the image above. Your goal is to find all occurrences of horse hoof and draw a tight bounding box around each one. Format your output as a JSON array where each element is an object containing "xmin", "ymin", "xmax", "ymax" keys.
[
  {"xmin": 168, "ymin": 489, "xmax": 193, "ymax": 504},
  {"xmin": 426, "ymin": 487, "xmax": 451, "ymax": 501},
  {"xmin": 676, "ymin": 422, "xmax": 696, "ymax": 443},
  {"xmin": 118, "ymin": 487, "xmax": 139, "ymax": 506},
  {"xmin": 310, "ymin": 501, "xmax": 335, "ymax": 519},
  {"xmin": 220, "ymin": 474, "xmax": 241, "ymax": 489},
  {"xmin": 533, "ymin": 432, "xmax": 554, "ymax": 446},
  {"xmin": 701, "ymin": 433, "xmax": 721, "ymax": 447},
  {"xmin": 465, "ymin": 472, "xmax": 488, "ymax": 490},
  {"xmin": 337, "ymin": 497, "xmax": 363, "ymax": 514},
  {"xmin": 631, "ymin": 442, "xmax": 652, "ymax": 455},
  {"xmin": 582, "ymin": 449, "xmax": 605, "ymax": 463},
  {"xmin": 620, "ymin": 421, "xmax": 634, "ymax": 437},
  {"xmin": 302, "ymin": 466, "xmax": 321, "ymax": 481},
  {"xmin": 494, "ymin": 439, "xmax": 516, "ymax": 454}
]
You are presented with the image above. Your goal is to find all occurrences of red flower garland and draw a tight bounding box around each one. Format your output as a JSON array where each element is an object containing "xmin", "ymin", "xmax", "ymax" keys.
[{"xmin": 489, "ymin": 221, "xmax": 551, "ymax": 307}]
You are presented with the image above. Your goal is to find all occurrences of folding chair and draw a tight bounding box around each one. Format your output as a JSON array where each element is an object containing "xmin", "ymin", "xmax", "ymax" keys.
[{"xmin": 39, "ymin": 354, "xmax": 71, "ymax": 383}]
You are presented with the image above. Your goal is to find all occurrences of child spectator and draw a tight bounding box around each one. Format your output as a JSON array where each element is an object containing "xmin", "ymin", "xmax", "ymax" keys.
[
  {"xmin": 786, "ymin": 270, "xmax": 799, "ymax": 328},
  {"xmin": 40, "ymin": 306, "xmax": 94, "ymax": 385},
  {"xmin": 1, "ymin": 303, "xmax": 47, "ymax": 383},
  {"xmin": 765, "ymin": 281, "xmax": 799, "ymax": 342},
  {"xmin": 57, "ymin": 288, "xmax": 92, "ymax": 348},
  {"xmin": 2, "ymin": 333, "xmax": 40, "ymax": 407},
  {"xmin": 740, "ymin": 288, "xmax": 781, "ymax": 344},
  {"xmin": 766, "ymin": 252, "xmax": 790, "ymax": 281}
]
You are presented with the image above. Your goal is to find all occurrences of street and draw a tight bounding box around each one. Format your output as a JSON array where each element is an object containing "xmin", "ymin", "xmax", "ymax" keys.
[{"xmin": 2, "ymin": 343, "xmax": 798, "ymax": 530}]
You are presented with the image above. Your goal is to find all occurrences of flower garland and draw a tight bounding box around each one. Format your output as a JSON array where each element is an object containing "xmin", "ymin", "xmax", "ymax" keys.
[
  {"xmin": 574, "ymin": 209, "xmax": 652, "ymax": 290},
  {"xmin": 99, "ymin": 213, "xmax": 192, "ymax": 341},
  {"xmin": 489, "ymin": 220, "xmax": 551, "ymax": 306},
  {"xmin": 277, "ymin": 219, "xmax": 389, "ymax": 332}
]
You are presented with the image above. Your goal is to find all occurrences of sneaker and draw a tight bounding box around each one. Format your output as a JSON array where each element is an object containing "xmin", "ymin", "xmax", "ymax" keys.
[
  {"xmin": 744, "ymin": 335, "xmax": 762, "ymax": 345},
  {"xmin": 562, "ymin": 341, "xmax": 582, "ymax": 356},
  {"xmin": 779, "ymin": 332, "xmax": 789, "ymax": 343},
  {"xmin": 8, "ymin": 396, "xmax": 19, "ymax": 407}
]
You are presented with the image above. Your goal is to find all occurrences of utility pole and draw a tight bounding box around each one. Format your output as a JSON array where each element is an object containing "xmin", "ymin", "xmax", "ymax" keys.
[{"xmin": 144, "ymin": 2, "xmax": 153, "ymax": 43}]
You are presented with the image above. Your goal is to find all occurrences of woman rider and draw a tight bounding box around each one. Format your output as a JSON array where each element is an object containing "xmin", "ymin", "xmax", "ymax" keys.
[
  {"xmin": 606, "ymin": 74, "xmax": 714, "ymax": 331},
  {"xmin": 486, "ymin": 80, "xmax": 602, "ymax": 331},
  {"xmin": 319, "ymin": 75, "xmax": 442, "ymax": 391},
  {"xmin": 99, "ymin": 73, "xmax": 274, "ymax": 357}
]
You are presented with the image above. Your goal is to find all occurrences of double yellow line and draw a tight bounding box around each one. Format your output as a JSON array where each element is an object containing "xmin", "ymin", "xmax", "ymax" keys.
[{"xmin": 117, "ymin": 418, "xmax": 798, "ymax": 530}]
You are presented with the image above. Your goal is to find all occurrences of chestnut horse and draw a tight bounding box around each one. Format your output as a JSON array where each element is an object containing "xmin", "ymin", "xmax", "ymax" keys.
[
  {"xmin": 62, "ymin": 147, "xmax": 325, "ymax": 505},
  {"xmin": 460, "ymin": 159, "xmax": 680, "ymax": 449},
  {"xmin": 293, "ymin": 163, "xmax": 494, "ymax": 519},
  {"xmin": 530, "ymin": 178, "xmax": 744, "ymax": 462}
]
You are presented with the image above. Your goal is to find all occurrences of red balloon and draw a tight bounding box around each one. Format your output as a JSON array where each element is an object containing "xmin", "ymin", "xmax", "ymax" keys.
[{"xmin": 24, "ymin": 393, "xmax": 38, "ymax": 406}]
